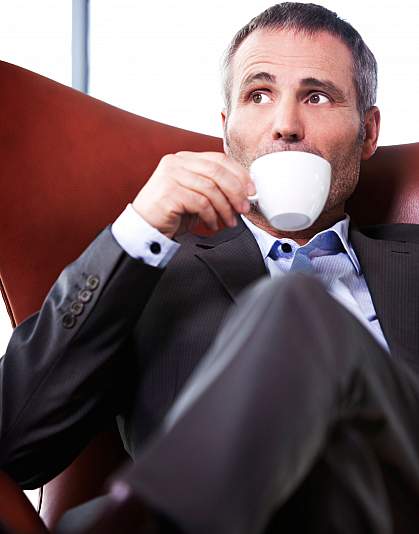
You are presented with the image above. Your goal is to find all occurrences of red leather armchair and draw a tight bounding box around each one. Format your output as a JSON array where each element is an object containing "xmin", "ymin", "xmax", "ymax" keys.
[{"xmin": 0, "ymin": 59, "xmax": 418, "ymax": 532}]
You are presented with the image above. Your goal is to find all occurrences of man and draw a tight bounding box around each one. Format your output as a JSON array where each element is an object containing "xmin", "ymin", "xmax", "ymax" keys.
[{"xmin": 1, "ymin": 3, "xmax": 419, "ymax": 533}]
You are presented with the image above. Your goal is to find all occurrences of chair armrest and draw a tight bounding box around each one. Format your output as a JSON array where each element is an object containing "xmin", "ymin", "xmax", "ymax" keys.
[{"xmin": 0, "ymin": 471, "xmax": 48, "ymax": 534}]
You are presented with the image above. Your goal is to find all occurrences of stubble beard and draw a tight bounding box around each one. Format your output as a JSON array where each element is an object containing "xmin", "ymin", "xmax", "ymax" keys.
[{"xmin": 224, "ymin": 126, "xmax": 364, "ymax": 225}]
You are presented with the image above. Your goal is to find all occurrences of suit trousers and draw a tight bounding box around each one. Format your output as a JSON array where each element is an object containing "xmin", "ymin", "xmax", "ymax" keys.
[{"xmin": 60, "ymin": 273, "xmax": 419, "ymax": 533}]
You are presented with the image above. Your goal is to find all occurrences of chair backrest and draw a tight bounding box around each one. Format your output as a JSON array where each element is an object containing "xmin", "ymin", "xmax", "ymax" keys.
[
  {"xmin": 1, "ymin": 59, "xmax": 418, "ymax": 528},
  {"xmin": 0, "ymin": 60, "xmax": 223, "ymax": 529}
]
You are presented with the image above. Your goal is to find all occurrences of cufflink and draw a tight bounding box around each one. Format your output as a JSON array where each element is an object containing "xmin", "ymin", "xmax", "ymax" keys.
[{"xmin": 149, "ymin": 242, "xmax": 161, "ymax": 254}]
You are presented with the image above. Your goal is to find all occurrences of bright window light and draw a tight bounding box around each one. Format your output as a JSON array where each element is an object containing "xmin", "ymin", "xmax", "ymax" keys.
[{"xmin": 0, "ymin": 0, "xmax": 71, "ymax": 85}]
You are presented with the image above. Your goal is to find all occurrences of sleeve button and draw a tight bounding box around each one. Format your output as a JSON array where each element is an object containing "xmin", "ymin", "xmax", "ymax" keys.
[
  {"xmin": 78, "ymin": 289, "xmax": 93, "ymax": 303},
  {"xmin": 70, "ymin": 301, "xmax": 84, "ymax": 316},
  {"xmin": 150, "ymin": 242, "xmax": 161, "ymax": 254},
  {"xmin": 62, "ymin": 313, "xmax": 76, "ymax": 329},
  {"xmin": 86, "ymin": 274, "xmax": 100, "ymax": 290}
]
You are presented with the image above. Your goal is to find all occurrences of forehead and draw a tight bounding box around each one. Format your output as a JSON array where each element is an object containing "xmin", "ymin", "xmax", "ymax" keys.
[{"xmin": 230, "ymin": 28, "xmax": 355, "ymax": 97}]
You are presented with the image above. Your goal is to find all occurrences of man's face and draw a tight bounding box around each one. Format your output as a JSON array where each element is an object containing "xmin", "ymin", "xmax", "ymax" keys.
[{"xmin": 222, "ymin": 28, "xmax": 375, "ymax": 222}]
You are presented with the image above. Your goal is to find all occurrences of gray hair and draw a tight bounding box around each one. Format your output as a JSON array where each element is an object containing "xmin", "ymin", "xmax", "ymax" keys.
[{"xmin": 222, "ymin": 3, "xmax": 377, "ymax": 119}]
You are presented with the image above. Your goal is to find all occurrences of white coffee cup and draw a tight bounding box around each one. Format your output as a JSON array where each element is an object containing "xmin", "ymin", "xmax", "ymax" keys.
[{"xmin": 249, "ymin": 151, "xmax": 331, "ymax": 231}]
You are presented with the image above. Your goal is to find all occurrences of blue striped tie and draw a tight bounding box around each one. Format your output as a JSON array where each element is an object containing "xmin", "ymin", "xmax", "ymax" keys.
[{"xmin": 290, "ymin": 250, "xmax": 314, "ymax": 273}]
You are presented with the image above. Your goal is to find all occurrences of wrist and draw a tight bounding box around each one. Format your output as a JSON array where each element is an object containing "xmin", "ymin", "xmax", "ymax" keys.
[{"xmin": 132, "ymin": 201, "xmax": 176, "ymax": 240}]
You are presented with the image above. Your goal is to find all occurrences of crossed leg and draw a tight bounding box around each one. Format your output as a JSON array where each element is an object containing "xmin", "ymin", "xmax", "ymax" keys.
[{"xmin": 61, "ymin": 273, "xmax": 419, "ymax": 534}]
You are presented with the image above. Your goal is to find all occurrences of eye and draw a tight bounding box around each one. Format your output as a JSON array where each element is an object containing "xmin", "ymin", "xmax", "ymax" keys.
[
  {"xmin": 250, "ymin": 92, "xmax": 271, "ymax": 104},
  {"xmin": 307, "ymin": 93, "xmax": 330, "ymax": 105}
]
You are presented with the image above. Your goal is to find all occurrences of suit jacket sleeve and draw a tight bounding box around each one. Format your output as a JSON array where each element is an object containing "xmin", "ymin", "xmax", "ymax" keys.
[{"xmin": 0, "ymin": 227, "xmax": 163, "ymax": 489}]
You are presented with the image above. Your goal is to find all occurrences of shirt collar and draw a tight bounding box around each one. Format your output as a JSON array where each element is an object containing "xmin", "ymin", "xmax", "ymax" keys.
[
  {"xmin": 322, "ymin": 215, "xmax": 361, "ymax": 274},
  {"xmin": 241, "ymin": 214, "xmax": 362, "ymax": 275}
]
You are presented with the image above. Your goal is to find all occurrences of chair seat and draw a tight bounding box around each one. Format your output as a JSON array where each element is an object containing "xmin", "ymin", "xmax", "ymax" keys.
[{"xmin": 0, "ymin": 471, "xmax": 48, "ymax": 534}]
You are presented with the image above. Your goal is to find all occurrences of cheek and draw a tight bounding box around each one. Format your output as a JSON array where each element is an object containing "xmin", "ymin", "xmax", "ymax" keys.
[
  {"xmin": 227, "ymin": 110, "xmax": 255, "ymax": 137},
  {"xmin": 225, "ymin": 118, "xmax": 248, "ymax": 152},
  {"xmin": 226, "ymin": 109, "xmax": 269, "ymax": 150},
  {"xmin": 307, "ymin": 111, "xmax": 360, "ymax": 147},
  {"xmin": 307, "ymin": 130, "xmax": 358, "ymax": 168}
]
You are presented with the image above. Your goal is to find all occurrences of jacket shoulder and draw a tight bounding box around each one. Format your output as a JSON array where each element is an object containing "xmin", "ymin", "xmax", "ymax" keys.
[{"xmin": 355, "ymin": 223, "xmax": 419, "ymax": 244}]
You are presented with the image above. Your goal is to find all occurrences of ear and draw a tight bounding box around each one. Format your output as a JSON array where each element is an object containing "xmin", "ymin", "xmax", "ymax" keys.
[
  {"xmin": 221, "ymin": 109, "xmax": 228, "ymax": 153},
  {"xmin": 361, "ymin": 106, "xmax": 381, "ymax": 160}
]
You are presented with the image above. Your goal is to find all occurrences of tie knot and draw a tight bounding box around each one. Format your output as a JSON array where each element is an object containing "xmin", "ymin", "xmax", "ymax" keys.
[{"xmin": 267, "ymin": 240, "xmax": 314, "ymax": 273}]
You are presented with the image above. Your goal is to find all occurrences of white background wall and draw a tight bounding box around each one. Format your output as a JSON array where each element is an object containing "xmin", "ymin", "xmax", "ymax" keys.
[
  {"xmin": 88, "ymin": 0, "xmax": 419, "ymax": 145},
  {"xmin": 0, "ymin": 3, "xmax": 418, "ymax": 507}
]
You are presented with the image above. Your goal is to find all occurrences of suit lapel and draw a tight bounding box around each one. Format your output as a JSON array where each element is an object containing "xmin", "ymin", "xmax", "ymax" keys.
[
  {"xmin": 194, "ymin": 220, "xmax": 268, "ymax": 302},
  {"xmin": 192, "ymin": 222, "xmax": 419, "ymax": 361},
  {"xmin": 350, "ymin": 225, "xmax": 419, "ymax": 362}
]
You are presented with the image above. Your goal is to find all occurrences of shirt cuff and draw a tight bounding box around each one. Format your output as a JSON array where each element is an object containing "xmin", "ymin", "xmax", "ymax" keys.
[{"xmin": 111, "ymin": 204, "xmax": 180, "ymax": 268}]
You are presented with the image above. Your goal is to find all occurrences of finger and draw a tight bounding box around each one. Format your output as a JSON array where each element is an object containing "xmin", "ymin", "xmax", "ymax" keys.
[
  {"xmin": 177, "ymin": 187, "xmax": 220, "ymax": 232},
  {"xmin": 184, "ymin": 151, "xmax": 253, "ymax": 191},
  {"xmin": 175, "ymin": 169, "xmax": 237, "ymax": 228},
  {"xmin": 175, "ymin": 155, "xmax": 250, "ymax": 215},
  {"xmin": 207, "ymin": 153, "xmax": 257, "ymax": 197}
]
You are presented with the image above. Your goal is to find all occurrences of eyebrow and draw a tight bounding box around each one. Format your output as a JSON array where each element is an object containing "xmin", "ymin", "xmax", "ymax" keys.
[
  {"xmin": 239, "ymin": 71, "xmax": 276, "ymax": 94},
  {"xmin": 300, "ymin": 77, "xmax": 346, "ymax": 101},
  {"xmin": 238, "ymin": 72, "xmax": 346, "ymax": 102}
]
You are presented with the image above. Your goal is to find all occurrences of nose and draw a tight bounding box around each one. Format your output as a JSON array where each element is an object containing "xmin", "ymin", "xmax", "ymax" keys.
[{"xmin": 271, "ymin": 96, "xmax": 304, "ymax": 142}]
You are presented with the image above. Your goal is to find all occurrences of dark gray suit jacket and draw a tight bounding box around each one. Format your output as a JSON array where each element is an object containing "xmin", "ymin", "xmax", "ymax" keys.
[{"xmin": 1, "ymin": 219, "xmax": 419, "ymax": 489}]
